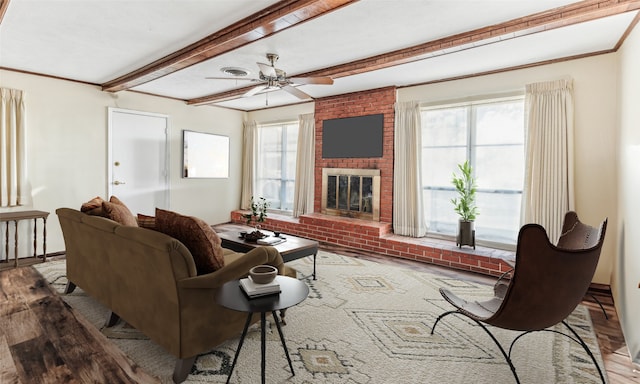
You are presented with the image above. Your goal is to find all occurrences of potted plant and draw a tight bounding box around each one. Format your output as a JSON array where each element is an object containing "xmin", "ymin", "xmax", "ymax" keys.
[
  {"xmin": 451, "ymin": 160, "xmax": 478, "ymax": 249},
  {"xmin": 242, "ymin": 196, "xmax": 270, "ymax": 241}
]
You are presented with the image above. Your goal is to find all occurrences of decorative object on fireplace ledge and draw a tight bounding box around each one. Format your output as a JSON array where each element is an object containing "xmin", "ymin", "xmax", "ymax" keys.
[
  {"xmin": 451, "ymin": 160, "xmax": 478, "ymax": 249},
  {"xmin": 242, "ymin": 196, "xmax": 270, "ymax": 241}
]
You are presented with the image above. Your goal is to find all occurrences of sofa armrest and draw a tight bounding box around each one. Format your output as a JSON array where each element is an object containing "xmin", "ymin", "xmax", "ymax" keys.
[{"xmin": 177, "ymin": 246, "xmax": 284, "ymax": 289}]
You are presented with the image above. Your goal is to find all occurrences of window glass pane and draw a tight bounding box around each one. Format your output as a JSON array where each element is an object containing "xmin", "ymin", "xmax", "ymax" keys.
[
  {"xmin": 422, "ymin": 107, "xmax": 467, "ymax": 146},
  {"xmin": 255, "ymin": 122, "xmax": 298, "ymax": 211},
  {"xmin": 256, "ymin": 179, "xmax": 281, "ymax": 209},
  {"xmin": 283, "ymin": 180, "xmax": 296, "ymax": 210},
  {"xmin": 257, "ymin": 126, "xmax": 282, "ymax": 179},
  {"xmin": 475, "ymin": 145, "xmax": 524, "ymax": 191},
  {"xmin": 423, "ymin": 189, "xmax": 458, "ymax": 234},
  {"xmin": 422, "ymin": 147, "xmax": 466, "ymax": 187},
  {"xmin": 421, "ymin": 96, "xmax": 524, "ymax": 246},
  {"xmin": 285, "ymin": 124, "xmax": 298, "ymax": 180},
  {"xmin": 474, "ymin": 191, "xmax": 521, "ymax": 243},
  {"xmin": 475, "ymin": 101, "xmax": 524, "ymax": 145}
]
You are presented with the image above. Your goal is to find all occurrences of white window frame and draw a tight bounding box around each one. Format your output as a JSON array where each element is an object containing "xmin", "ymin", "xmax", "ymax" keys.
[
  {"xmin": 255, "ymin": 120, "xmax": 299, "ymax": 214},
  {"xmin": 421, "ymin": 93, "xmax": 525, "ymax": 250}
]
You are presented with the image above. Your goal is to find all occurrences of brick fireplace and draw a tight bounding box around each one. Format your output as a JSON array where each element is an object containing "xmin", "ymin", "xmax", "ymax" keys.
[
  {"xmin": 313, "ymin": 87, "xmax": 395, "ymax": 223},
  {"xmin": 230, "ymin": 86, "xmax": 513, "ymax": 277}
]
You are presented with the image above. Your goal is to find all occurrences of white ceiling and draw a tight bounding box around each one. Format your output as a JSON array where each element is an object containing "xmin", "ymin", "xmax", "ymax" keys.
[{"xmin": 1, "ymin": 0, "xmax": 637, "ymax": 111}]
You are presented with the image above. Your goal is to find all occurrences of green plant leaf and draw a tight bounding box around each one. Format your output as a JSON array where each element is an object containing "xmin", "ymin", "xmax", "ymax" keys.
[{"xmin": 451, "ymin": 160, "xmax": 478, "ymax": 222}]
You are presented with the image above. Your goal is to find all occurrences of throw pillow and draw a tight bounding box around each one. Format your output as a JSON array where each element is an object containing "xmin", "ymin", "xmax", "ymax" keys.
[
  {"xmin": 137, "ymin": 213, "xmax": 156, "ymax": 229},
  {"xmin": 101, "ymin": 196, "xmax": 138, "ymax": 227},
  {"xmin": 109, "ymin": 195, "xmax": 128, "ymax": 207},
  {"xmin": 81, "ymin": 196, "xmax": 105, "ymax": 216},
  {"xmin": 155, "ymin": 208, "xmax": 224, "ymax": 274}
]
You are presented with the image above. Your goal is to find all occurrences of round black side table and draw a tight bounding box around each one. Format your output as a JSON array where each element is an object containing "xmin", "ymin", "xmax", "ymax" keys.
[{"xmin": 215, "ymin": 276, "xmax": 309, "ymax": 384}]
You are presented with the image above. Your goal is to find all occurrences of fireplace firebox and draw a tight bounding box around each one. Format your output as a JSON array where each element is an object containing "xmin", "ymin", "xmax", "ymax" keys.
[{"xmin": 321, "ymin": 168, "xmax": 380, "ymax": 221}]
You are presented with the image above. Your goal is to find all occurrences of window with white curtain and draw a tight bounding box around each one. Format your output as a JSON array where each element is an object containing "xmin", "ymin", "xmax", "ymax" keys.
[
  {"xmin": 255, "ymin": 121, "xmax": 299, "ymax": 212},
  {"xmin": 421, "ymin": 95, "xmax": 525, "ymax": 246}
]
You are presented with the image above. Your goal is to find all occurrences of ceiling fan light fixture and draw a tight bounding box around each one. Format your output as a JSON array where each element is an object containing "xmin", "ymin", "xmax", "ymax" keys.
[{"xmin": 220, "ymin": 67, "xmax": 250, "ymax": 77}]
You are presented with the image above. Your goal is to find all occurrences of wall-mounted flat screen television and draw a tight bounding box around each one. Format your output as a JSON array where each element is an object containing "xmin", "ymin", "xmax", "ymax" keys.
[{"xmin": 322, "ymin": 113, "xmax": 384, "ymax": 158}]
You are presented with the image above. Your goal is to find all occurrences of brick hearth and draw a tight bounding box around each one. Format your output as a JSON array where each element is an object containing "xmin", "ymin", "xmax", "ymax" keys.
[{"xmin": 230, "ymin": 210, "xmax": 514, "ymax": 277}]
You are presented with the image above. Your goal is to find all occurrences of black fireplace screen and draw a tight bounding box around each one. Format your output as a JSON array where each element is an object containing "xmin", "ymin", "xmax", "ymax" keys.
[{"xmin": 326, "ymin": 175, "xmax": 374, "ymax": 213}]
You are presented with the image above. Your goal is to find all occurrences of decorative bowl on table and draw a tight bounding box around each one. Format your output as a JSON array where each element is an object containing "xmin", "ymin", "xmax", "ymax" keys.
[
  {"xmin": 242, "ymin": 230, "xmax": 267, "ymax": 242},
  {"xmin": 249, "ymin": 265, "xmax": 277, "ymax": 284}
]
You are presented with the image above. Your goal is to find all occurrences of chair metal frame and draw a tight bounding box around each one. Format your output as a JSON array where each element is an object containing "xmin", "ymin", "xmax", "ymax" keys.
[{"xmin": 431, "ymin": 312, "xmax": 605, "ymax": 384}]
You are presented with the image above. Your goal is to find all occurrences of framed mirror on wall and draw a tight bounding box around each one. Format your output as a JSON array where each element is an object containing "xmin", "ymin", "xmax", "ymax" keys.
[{"xmin": 183, "ymin": 130, "xmax": 230, "ymax": 178}]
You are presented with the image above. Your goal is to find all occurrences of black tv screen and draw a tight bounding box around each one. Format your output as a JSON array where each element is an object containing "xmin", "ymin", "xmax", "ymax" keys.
[{"xmin": 322, "ymin": 113, "xmax": 384, "ymax": 158}]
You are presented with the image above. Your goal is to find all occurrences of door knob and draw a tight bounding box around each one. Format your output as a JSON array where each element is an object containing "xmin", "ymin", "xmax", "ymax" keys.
[{"xmin": 113, "ymin": 180, "xmax": 126, "ymax": 185}]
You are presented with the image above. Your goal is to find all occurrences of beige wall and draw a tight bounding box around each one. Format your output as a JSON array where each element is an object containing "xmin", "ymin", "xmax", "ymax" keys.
[
  {"xmin": 616, "ymin": 22, "xmax": 640, "ymax": 365},
  {"xmin": 398, "ymin": 54, "xmax": 619, "ymax": 285},
  {"xmin": 0, "ymin": 70, "xmax": 245, "ymax": 256}
]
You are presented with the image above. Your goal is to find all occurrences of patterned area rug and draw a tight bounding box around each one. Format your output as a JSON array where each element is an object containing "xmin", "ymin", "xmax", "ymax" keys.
[{"xmin": 34, "ymin": 251, "xmax": 607, "ymax": 383}]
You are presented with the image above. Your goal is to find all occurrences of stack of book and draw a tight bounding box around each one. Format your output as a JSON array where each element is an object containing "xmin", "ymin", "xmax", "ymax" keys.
[
  {"xmin": 257, "ymin": 236, "xmax": 285, "ymax": 245},
  {"xmin": 239, "ymin": 276, "xmax": 281, "ymax": 298}
]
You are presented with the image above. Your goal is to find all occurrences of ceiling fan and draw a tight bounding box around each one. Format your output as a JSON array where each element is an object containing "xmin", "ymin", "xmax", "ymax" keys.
[{"xmin": 206, "ymin": 53, "xmax": 333, "ymax": 100}]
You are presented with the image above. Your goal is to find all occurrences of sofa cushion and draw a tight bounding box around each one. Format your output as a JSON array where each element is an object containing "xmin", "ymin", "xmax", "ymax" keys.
[
  {"xmin": 155, "ymin": 208, "xmax": 224, "ymax": 274},
  {"xmin": 137, "ymin": 213, "xmax": 156, "ymax": 229},
  {"xmin": 102, "ymin": 196, "xmax": 138, "ymax": 227},
  {"xmin": 81, "ymin": 196, "xmax": 105, "ymax": 216}
]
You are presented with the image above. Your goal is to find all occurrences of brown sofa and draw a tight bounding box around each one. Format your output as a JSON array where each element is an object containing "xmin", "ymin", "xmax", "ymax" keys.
[{"xmin": 56, "ymin": 207, "xmax": 284, "ymax": 383}]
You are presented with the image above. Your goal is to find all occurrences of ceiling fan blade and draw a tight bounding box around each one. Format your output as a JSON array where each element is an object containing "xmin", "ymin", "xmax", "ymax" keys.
[
  {"xmin": 244, "ymin": 85, "xmax": 268, "ymax": 98},
  {"xmin": 289, "ymin": 76, "xmax": 334, "ymax": 85},
  {"xmin": 282, "ymin": 85, "xmax": 312, "ymax": 100},
  {"xmin": 257, "ymin": 62, "xmax": 277, "ymax": 78}
]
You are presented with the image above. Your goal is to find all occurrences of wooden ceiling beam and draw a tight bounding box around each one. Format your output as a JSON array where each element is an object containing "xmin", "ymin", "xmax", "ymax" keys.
[
  {"xmin": 101, "ymin": 0, "xmax": 357, "ymax": 92},
  {"xmin": 0, "ymin": 0, "xmax": 11, "ymax": 24},
  {"xmin": 187, "ymin": 0, "xmax": 640, "ymax": 106},
  {"xmin": 302, "ymin": 0, "xmax": 640, "ymax": 78}
]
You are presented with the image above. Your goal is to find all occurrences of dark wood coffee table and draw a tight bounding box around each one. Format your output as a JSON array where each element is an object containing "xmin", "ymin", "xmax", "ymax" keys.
[
  {"xmin": 216, "ymin": 276, "xmax": 309, "ymax": 384},
  {"xmin": 218, "ymin": 229, "xmax": 319, "ymax": 280}
]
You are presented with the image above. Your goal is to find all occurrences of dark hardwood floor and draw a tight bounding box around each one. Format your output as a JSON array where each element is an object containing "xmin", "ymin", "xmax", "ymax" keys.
[
  {"xmin": 0, "ymin": 261, "xmax": 158, "ymax": 384},
  {"xmin": 1, "ymin": 247, "xmax": 638, "ymax": 383}
]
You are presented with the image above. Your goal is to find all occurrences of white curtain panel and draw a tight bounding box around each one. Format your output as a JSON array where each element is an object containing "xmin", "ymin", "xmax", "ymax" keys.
[
  {"xmin": 522, "ymin": 79, "xmax": 575, "ymax": 242},
  {"xmin": 0, "ymin": 88, "xmax": 27, "ymax": 208},
  {"xmin": 240, "ymin": 120, "xmax": 257, "ymax": 210},
  {"xmin": 293, "ymin": 113, "xmax": 315, "ymax": 217},
  {"xmin": 393, "ymin": 101, "xmax": 426, "ymax": 237}
]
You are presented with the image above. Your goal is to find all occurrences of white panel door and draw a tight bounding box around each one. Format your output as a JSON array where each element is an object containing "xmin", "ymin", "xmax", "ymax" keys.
[{"xmin": 108, "ymin": 108, "xmax": 169, "ymax": 216}]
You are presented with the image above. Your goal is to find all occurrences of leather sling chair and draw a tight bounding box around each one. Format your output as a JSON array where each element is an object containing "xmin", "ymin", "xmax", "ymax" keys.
[
  {"xmin": 493, "ymin": 211, "xmax": 610, "ymax": 319},
  {"xmin": 431, "ymin": 211, "xmax": 607, "ymax": 384}
]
